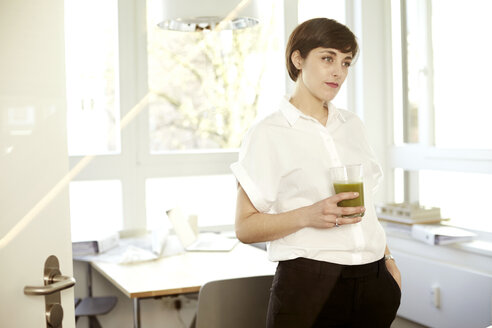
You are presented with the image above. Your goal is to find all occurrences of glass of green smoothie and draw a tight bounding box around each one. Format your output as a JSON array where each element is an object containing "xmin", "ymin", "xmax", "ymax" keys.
[{"xmin": 330, "ymin": 164, "xmax": 364, "ymax": 218}]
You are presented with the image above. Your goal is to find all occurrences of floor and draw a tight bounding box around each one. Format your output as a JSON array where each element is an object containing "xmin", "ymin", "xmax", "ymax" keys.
[{"xmin": 392, "ymin": 316, "xmax": 429, "ymax": 328}]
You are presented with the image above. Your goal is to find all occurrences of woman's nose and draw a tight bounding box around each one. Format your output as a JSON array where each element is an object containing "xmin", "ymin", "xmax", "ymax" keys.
[{"xmin": 331, "ymin": 65, "xmax": 342, "ymax": 77}]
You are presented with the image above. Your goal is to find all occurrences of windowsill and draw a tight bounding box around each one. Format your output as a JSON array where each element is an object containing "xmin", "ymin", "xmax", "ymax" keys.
[
  {"xmin": 383, "ymin": 222, "xmax": 492, "ymax": 274},
  {"xmin": 382, "ymin": 220, "xmax": 492, "ymax": 256},
  {"xmin": 454, "ymin": 239, "xmax": 492, "ymax": 257}
]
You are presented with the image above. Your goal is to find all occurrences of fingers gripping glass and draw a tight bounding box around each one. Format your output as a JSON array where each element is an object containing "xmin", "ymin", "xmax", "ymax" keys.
[{"xmin": 330, "ymin": 164, "xmax": 365, "ymax": 218}]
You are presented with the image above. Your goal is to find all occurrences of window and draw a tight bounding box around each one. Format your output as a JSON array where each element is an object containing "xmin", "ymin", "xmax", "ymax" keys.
[
  {"xmin": 65, "ymin": 0, "xmax": 284, "ymax": 235},
  {"xmin": 65, "ymin": 0, "xmax": 120, "ymax": 156},
  {"xmin": 146, "ymin": 0, "xmax": 283, "ymax": 152},
  {"xmin": 419, "ymin": 171, "xmax": 492, "ymax": 231},
  {"xmin": 390, "ymin": 0, "xmax": 492, "ymax": 233},
  {"xmin": 69, "ymin": 180, "xmax": 123, "ymax": 240},
  {"xmin": 64, "ymin": 0, "xmax": 123, "ymax": 240},
  {"xmin": 146, "ymin": 175, "xmax": 237, "ymax": 229},
  {"xmin": 431, "ymin": 1, "xmax": 492, "ymax": 149},
  {"xmin": 142, "ymin": 0, "xmax": 284, "ymax": 229}
]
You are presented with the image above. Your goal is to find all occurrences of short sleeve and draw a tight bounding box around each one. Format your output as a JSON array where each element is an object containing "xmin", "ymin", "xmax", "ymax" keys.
[{"xmin": 230, "ymin": 124, "xmax": 281, "ymax": 213}]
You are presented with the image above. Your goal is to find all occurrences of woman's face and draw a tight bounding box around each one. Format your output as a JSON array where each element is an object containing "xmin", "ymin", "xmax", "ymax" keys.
[{"xmin": 295, "ymin": 47, "xmax": 352, "ymax": 102}]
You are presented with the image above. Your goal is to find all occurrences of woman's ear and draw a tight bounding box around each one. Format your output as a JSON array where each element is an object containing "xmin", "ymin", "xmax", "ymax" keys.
[{"xmin": 291, "ymin": 50, "xmax": 303, "ymax": 70}]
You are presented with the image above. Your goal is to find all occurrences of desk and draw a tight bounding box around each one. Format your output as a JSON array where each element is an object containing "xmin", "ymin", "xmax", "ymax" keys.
[{"xmin": 90, "ymin": 242, "xmax": 277, "ymax": 328}]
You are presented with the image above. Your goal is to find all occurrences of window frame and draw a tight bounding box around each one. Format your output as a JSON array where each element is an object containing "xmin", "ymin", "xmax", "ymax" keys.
[
  {"xmin": 389, "ymin": 0, "xmax": 492, "ymax": 234},
  {"xmin": 67, "ymin": 0, "xmax": 492, "ymax": 237},
  {"xmin": 68, "ymin": 0, "xmax": 279, "ymax": 230}
]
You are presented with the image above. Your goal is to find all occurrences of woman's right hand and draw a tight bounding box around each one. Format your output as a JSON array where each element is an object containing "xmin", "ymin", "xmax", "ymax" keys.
[
  {"xmin": 235, "ymin": 185, "xmax": 365, "ymax": 243},
  {"xmin": 301, "ymin": 192, "xmax": 365, "ymax": 229}
]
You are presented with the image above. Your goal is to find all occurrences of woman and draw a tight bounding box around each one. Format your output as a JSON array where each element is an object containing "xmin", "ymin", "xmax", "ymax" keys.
[{"xmin": 231, "ymin": 18, "xmax": 401, "ymax": 327}]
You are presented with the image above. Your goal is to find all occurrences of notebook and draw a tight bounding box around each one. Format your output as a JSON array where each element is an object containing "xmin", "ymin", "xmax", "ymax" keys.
[{"xmin": 166, "ymin": 207, "xmax": 238, "ymax": 252}]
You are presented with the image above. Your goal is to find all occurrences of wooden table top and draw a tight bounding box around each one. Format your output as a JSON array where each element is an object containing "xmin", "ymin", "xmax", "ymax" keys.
[{"xmin": 91, "ymin": 241, "xmax": 277, "ymax": 299}]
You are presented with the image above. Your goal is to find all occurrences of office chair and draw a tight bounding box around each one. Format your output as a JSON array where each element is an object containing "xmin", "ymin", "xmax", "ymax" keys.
[
  {"xmin": 195, "ymin": 275, "xmax": 274, "ymax": 328},
  {"xmin": 75, "ymin": 296, "xmax": 117, "ymax": 328},
  {"xmin": 75, "ymin": 263, "xmax": 117, "ymax": 328}
]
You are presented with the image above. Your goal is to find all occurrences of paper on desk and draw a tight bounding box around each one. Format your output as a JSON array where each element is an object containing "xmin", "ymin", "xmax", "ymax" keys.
[
  {"xmin": 117, "ymin": 245, "xmax": 159, "ymax": 263},
  {"xmin": 116, "ymin": 236, "xmax": 186, "ymax": 263},
  {"xmin": 74, "ymin": 235, "xmax": 185, "ymax": 264},
  {"xmin": 74, "ymin": 238, "xmax": 154, "ymax": 263}
]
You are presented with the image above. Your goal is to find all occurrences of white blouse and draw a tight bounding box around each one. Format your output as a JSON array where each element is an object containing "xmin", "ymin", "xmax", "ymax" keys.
[{"xmin": 231, "ymin": 96, "xmax": 386, "ymax": 265}]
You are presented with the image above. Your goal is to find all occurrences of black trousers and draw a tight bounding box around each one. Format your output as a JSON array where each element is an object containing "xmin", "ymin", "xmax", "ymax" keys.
[{"xmin": 266, "ymin": 257, "xmax": 401, "ymax": 328}]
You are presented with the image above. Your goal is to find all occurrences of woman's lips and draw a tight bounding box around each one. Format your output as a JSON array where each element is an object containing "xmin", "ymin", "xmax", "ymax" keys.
[{"xmin": 325, "ymin": 82, "xmax": 339, "ymax": 88}]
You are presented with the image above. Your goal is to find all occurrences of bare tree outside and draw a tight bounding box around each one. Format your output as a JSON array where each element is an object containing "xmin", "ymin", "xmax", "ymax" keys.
[{"xmin": 147, "ymin": 6, "xmax": 279, "ymax": 152}]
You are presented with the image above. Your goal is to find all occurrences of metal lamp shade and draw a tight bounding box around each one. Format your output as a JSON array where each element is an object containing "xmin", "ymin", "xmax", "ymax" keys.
[{"xmin": 156, "ymin": 0, "xmax": 260, "ymax": 32}]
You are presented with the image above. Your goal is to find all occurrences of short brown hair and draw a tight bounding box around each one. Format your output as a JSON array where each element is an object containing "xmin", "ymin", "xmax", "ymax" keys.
[{"xmin": 285, "ymin": 18, "xmax": 358, "ymax": 81}]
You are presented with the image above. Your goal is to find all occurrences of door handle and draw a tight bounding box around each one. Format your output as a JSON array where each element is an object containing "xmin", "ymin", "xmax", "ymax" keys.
[
  {"xmin": 24, "ymin": 275, "xmax": 76, "ymax": 296},
  {"xmin": 23, "ymin": 255, "xmax": 76, "ymax": 327}
]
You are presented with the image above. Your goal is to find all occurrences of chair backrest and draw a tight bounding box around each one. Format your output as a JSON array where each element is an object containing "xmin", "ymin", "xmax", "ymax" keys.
[{"xmin": 196, "ymin": 275, "xmax": 274, "ymax": 328}]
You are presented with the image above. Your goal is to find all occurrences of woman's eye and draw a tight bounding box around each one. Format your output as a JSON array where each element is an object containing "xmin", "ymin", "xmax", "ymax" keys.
[
  {"xmin": 322, "ymin": 56, "xmax": 333, "ymax": 62},
  {"xmin": 343, "ymin": 62, "xmax": 352, "ymax": 67}
]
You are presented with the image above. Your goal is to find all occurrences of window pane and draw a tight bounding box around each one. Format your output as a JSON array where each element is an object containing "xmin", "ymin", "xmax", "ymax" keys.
[
  {"xmin": 431, "ymin": 0, "xmax": 492, "ymax": 149},
  {"xmin": 419, "ymin": 170, "xmax": 492, "ymax": 233},
  {"xmin": 146, "ymin": 175, "xmax": 237, "ymax": 229},
  {"xmin": 146, "ymin": 0, "xmax": 283, "ymax": 152},
  {"xmin": 391, "ymin": 0, "xmax": 404, "ymax": 145},
  {"xmin": 403, "ymin": 0, "xmax": 426, "ymax": 144},
  {"xmin": 394, "ymin": 168, "xmax": 405, "ymax": 203},
  {"xmin": 298, "ymin": 0, "xmax": 346, "ymax": 24},
  {"xmin": 64, "ymin": 0, "xmax": 120, "ymax": 155},
  {"xmin": 298, "ymin": 0, "xmax": 348, "ymax": 110},
  {"xmin": 69, "ymin": 180, "xmax": 123, "ymax": 240}
]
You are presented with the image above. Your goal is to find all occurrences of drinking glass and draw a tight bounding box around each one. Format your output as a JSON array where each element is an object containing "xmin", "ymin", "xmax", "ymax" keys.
[{"xmin": 330, "ymin": 164, "xmax": 364, "ymax": 218}]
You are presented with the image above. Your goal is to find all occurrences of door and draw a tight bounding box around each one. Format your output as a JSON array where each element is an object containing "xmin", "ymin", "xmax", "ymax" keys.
[{"xmin": 0, "ymin": 0, "xmax": 75, "ymax": 327}]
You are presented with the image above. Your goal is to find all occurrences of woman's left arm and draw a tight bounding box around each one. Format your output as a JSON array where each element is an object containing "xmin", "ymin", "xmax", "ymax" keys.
[{"xmin": 384, "ymin": 246, "xmax": 402, "ymax": 289}]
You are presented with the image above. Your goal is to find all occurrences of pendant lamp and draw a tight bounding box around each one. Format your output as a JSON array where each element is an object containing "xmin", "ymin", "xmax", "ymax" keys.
[{"xmin": 157, "ymin": 0, "xmax": 260, "ymax": 32}]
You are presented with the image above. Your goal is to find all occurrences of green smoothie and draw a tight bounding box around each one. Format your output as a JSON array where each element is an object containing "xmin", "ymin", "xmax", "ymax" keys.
[{"xmin": 333, "ymin": 182, "xmax": 364, "ymax": 208}]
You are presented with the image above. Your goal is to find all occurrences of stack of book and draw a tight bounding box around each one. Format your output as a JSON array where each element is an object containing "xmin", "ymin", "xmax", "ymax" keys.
[{"xmin": 72, "ymin": 232, "xmax": 119, "ymax": 256}]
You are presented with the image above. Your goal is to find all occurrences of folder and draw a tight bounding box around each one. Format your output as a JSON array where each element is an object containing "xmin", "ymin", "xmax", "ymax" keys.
[
  {"xmin": 411, "ymin": 224, "xmax": 476, "ymax": 245},
  {"xmin": 72, "ymin": 232, "xmax": 119, "ymax": 256}
]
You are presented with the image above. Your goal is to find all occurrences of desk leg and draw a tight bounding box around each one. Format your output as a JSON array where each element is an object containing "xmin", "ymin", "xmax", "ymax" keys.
[{"xmin": 132, "ymin": 298, "xmax": 141, "ymax": 328}]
